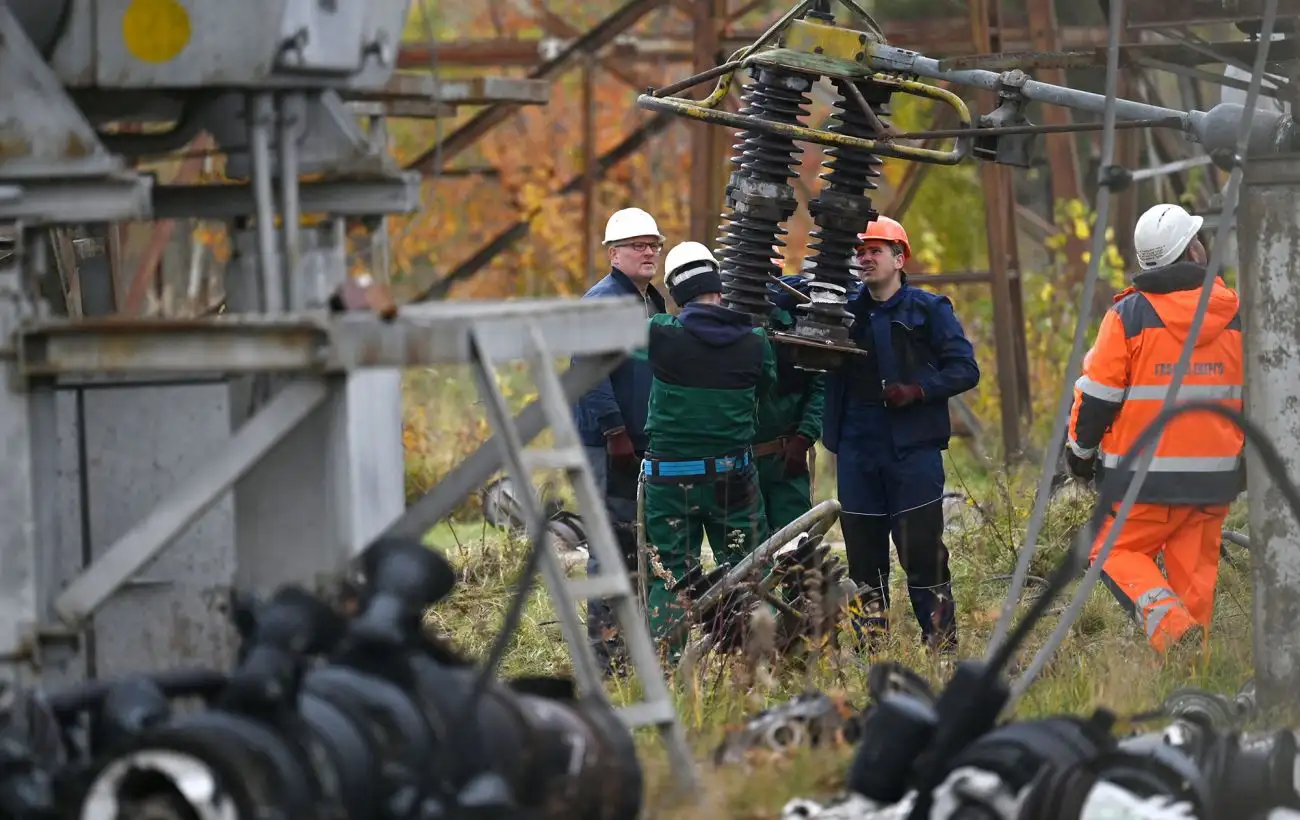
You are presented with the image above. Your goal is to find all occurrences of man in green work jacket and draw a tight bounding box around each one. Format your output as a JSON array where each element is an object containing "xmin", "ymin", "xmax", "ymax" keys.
[
  {"xmin": 752, "ymin": 275, "xmax": 825, "ymax": 531},
  {"xmin": 635, "ymin": 241, "xmax": 777, "ymax": 652}
]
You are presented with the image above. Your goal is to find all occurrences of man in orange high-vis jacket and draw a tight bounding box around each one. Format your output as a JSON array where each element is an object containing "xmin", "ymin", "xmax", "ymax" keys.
[{"xmin": 1066, "ymin": 203, "xmax": 1244, "ymax": 654}]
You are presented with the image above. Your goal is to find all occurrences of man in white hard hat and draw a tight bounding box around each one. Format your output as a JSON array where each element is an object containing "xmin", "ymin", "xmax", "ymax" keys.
[
  {"xmin": 1066, "ymin": 202, "xmax": 1244, "ymax": 655},
  {"xmin": 634, "ymin": 240, "xmax": 776, "ymax": 655},
  {"xmin": 574, "ymin": 207, "xmax": 668, "ymax": 674}
]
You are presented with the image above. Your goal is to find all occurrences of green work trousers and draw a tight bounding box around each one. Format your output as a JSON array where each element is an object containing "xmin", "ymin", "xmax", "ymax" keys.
[
  {"xmin": 756, "ymin": 452, "xmax": 813, "ymax": 532},
  {"xmin": 643, "ymin": 465, "xmax": 768, "ymax": 652}
]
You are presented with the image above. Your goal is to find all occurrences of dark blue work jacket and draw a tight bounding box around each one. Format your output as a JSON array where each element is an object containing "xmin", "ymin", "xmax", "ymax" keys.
[
  {"xmin": 772, "ymin": 278, "xmax": 980, "ymax": 455},
  {"xmin": 572, "ymin": 268, "xmax": 667, "ymax": 450}
]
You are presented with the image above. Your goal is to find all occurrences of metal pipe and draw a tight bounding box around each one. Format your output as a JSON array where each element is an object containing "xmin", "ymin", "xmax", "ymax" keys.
[
  {"xmin": 887, "ymin": 117, "xmax": 1182, "ymax": 140},
  {"xmin": 278, "ymin": 93, "xmax": 303, "ymax": 311},
  {"xmin": 1128, "ymin": 155, "xmax": 1214, "ymax": 182},
  {"xmin": 1011, "ymin": 0, "xmax": 1281, "ymax": 704},
  {"xmin": 650, "ymin": 59, "xmax": 745, "ymax": 98},
  {"xmin": 247, "ymin": 93, "xmax": 283, "ymax": 314},
  {"xmin": 866, "ymin": 43, "xmax": 1190, "ymax": 125}
]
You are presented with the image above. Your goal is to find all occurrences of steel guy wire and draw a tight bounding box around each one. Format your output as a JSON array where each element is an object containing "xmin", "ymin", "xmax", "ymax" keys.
[
  {"xmin": 983, "ymin": 0, "xmax": 1128, "ymax": 658},
  {"xmin": 1008, "ymin": 0, "xmax": 1281, "ymax": 705}
]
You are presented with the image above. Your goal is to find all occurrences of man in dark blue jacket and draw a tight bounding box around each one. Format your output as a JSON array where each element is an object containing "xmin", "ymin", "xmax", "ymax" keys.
[
  {"xmin": 573, "ymin": 207, "xmax": 668, "ymax": 674},
  {"xmin": 774, "ymin": 216, "xmax": 979, "ymax": 655}
]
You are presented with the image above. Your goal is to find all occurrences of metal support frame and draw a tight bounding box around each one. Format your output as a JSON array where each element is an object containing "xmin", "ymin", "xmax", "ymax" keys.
[
  {"xmin": 405, "ymin": 0, "xmax": 669, "ymax": 173},
  {"xmin": 1025, "ymin": 0, "xmax": 1090, "ymax": 287},
  {"xmin": 1239, "ymin": 153, "xmax": 1300, "ymax": 709},
  {"xmin": 0, "ymin": 13, "xmax": 698, "ymax": 789},
  {"xmin": 52, "ymin": 380, "xmax": 328, "ymax": 625},
  {"xmin": 13, "ymin": 297, "xmax": 653, "ymax": 378}
]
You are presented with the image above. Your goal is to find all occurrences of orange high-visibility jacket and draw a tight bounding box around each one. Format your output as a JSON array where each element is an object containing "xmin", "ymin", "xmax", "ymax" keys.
[{"xmin": 1068, "ymin": 262, "xmax": 1244, "ymax": 506}]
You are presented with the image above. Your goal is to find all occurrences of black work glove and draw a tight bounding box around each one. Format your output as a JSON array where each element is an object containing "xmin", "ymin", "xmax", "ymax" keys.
[
  {"xmin": 782, "ymin": 434, "xmax": 813, "ymax": 478},
  {"xmin": 1066, "ymin": 450, "xmax": 1096, "ymax": 482},
  {"xmin": 605, "ymin": 427, "xmax": 637, "ymax": 472},
  {"xmin": 883, "ymin": 382, "xmax": 925, "ymax": 408}
]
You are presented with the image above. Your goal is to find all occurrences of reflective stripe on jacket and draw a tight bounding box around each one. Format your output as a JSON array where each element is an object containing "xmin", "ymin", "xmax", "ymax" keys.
[{"xmin": 1067, "ymin": 261, "xmax": 1244, "ymax": 506}]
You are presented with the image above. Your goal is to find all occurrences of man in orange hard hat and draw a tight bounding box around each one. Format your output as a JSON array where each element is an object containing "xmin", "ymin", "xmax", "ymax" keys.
[
  {"xmin": 1067, "ymin": 203, "xmax": 1244, "ymax": 654},
  {"xmin": 775, "ymin": 215, "xmax": 980, "ymax": 653}
]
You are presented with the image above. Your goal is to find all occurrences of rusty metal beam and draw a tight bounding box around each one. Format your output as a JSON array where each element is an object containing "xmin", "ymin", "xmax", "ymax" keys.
[
  {"xmin": 1127, "ymin": 0, "xmax": 1300, "ymax": 28},
  {"xmin": 1112, "ymin": 12, "xmax": 1143, "ymax": 272},
  {"xmin": 1118, "ymin": 37, "xmax": 1300, "ymax": 66},
  {"xmin": 526, "ymin": 0, "xmax": 657, "ymax": 91},
  {"xmin": 412, "ymin": 112, "xmax": 677, "ymax": 301},
  {"xmin": 581, "ymin": 56, "xmax": 597, "ymax": 285},
  {"xmin": 935, "ymin": 37, "xmax": 1300, "ymax": 71},
  {"xmin": 972, "ymin": 0, "xmax": 1026, "ymax": 463},
  {"xmin": 404, "ymin": 0, "xmax": 668, "ymax": 175},
  {"xmin": 1026, "ymin": 0, "xmax": 1089, "ymax": 290},
  {"xmin": 125, "ymin": 134, "xmax": 212, "ymax": 316},
  {"xmin": 690, "ymin": 0, "xmax": 726, "ymax": 243},
  {"xmin": 346, "ymin": 100, "xmax": 458, "ymax": 119},
  {"xmin": 1004, "ymin": 172, "xmax": 1032, "ymax": 425},
  {"xmin": 366, "ymin": 74, "xmax": 552, "ymax": 105},
  {"xmin": 397, "ymin": 23, "xmax": 1115, "ymax": 68}
]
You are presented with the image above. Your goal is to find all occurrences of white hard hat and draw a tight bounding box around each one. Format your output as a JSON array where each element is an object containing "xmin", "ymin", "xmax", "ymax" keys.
[
  {"xmin": 603, "ymin": 207, "xmax": 665, "ymax": 245},
  {"xmin": 1134, "ymin": 203, "xmax": 1203, "ymax": 270},
  {"xmin": 664, "ymin": 241, "xmax": 717, "ymax": 278}
]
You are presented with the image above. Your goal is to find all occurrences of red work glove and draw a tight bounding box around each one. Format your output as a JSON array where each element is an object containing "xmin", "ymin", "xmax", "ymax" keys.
[
  {"xmin": 605, "ymin": 427, "xmax": 637, "ymax": 471},
  {"xmin": 883, "ymin": 382, "xmax": 925, "ymax": 408},
  {"xmin": 782, "ymin": 435, "xmax": 813, "ymax": 477}
]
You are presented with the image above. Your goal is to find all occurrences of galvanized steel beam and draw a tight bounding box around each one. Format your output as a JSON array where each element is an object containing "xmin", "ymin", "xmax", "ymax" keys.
[
  {"xmin": 152, "ymin": 176, "xmax": 422, "ymax": 220},
  {"xmin": 1240, "ymin": 153, "xmax": 1300, "ymax": 710},
  {"xmin": 52, "ymin": 380, "xmax": 329, "ymax": 625},
  {"xmin": 13, "ymin": 297, "xmax": 651, "ymax": 380}
]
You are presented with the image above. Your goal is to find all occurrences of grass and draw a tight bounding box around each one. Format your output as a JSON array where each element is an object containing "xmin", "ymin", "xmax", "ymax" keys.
[{"xmin": 403, "ymin": 366, "xmax": 1260, "ymax": 818}]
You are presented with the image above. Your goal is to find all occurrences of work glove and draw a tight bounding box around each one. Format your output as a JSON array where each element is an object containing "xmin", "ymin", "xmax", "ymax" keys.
[
  {"xmin": 1066, "ymin": 450, "xmax": 1096, "ymax": 482},
  {"xmin": 782, "ymin": 434, "xmax": 813, "ymax": 477},
  {"xmin": 605, "ymin": 427, "xmax": 637, "ymax": 472},
  {"xmin": 883, "ymin": 382, "xmax": 925, "ymax": 408}
]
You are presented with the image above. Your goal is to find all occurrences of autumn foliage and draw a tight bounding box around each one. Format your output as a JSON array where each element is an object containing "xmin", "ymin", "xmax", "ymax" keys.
[{"xmin": 168, "ymin": 1, "xmax": 1150, "ymax": 488}]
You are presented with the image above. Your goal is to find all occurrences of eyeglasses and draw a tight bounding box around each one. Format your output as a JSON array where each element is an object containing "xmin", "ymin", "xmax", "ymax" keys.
[{"xmin": 615, "ymin": 241, "xmax": 664, "ymax": 253}]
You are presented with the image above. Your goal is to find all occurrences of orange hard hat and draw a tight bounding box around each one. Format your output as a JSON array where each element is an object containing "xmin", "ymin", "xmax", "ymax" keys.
[{"xmin": 857, "ymin": 215, "xmax": 911, "ymax": 261}]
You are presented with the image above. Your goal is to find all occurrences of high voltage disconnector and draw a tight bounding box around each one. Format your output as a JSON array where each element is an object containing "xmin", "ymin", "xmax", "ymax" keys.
[{"xmin": 640, "ymin": 0, "xmax": 983, "ymax": 371}]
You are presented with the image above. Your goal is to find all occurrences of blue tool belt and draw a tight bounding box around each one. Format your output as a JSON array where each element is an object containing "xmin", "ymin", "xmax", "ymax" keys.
[{"xmin": 641, "ymin": 450, "xmax": 752, "ymax": 485}]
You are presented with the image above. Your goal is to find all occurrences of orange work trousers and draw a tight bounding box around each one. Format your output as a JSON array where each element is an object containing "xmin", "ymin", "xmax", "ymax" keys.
[{"xmin": 1090, "ymin": 503, "xmax": 1228, "ymax": 652}]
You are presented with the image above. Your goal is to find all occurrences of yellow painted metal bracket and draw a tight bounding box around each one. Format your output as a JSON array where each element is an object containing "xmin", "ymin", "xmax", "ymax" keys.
[
  {"xmin": 638, "ymin": 5, "xmax": 975, "ymax": 165},
  {"xmin": 638, "ymin": 72, "xmax": 973, "ymax": 165}
]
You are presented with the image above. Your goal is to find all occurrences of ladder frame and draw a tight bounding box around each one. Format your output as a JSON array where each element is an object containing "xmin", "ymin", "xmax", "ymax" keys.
[{"xmin": 467, "ymin": 323, "xmax": 700, "ymax": 794}]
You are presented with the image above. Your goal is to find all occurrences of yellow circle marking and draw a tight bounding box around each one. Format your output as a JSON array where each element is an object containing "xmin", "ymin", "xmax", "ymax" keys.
[{"xmin": 122, "ymin": 0, "xmax": 192, "ymax": 64}]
